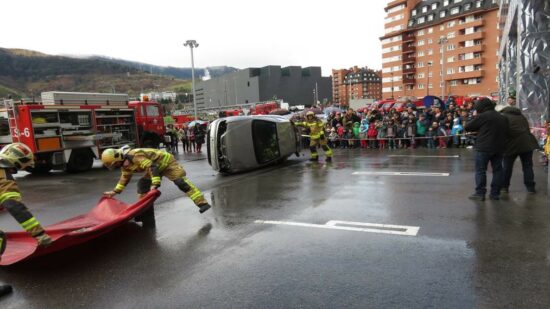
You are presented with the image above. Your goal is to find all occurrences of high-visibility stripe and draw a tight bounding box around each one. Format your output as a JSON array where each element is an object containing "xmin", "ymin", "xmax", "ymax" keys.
[
  {"xmin": 190, "ymin": 191, "xmax": 202, "ymax": 201},
  {"xmin": 115, "ymin": 183, "xmax": 125, "ymax": 191},
  {"xmin": 0, "ymin": 192, "xmax": 21, "ymax": 204},
  {"xmin": 325, "ymin": 148, "xmax": 333, "ymax": 156},
  {"xmin": 21, "ymin": 217, "xmax": 39, "ymax": 231},
  {"xmin": 151, "ymin": 176, "xmax": 161, "ymax": 184},
  {"xmin": 140, "ymin": 159, "xmax": 152, "ymax": 169}
]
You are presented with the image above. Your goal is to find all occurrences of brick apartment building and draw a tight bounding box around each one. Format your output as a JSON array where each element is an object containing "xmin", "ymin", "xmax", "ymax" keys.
[
  {"xmin": 332, "ymin": 67, "xmax": 382, "ymax": 106},
  {"xmin": 380, "ymin": 0, "xmax": 499, "ymax": 100}
]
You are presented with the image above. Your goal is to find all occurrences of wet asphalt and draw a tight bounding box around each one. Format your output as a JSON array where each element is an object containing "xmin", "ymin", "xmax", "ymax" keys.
[{"xmin": 0, "ymin": 147, "xmax": 549, "ymax": 308}]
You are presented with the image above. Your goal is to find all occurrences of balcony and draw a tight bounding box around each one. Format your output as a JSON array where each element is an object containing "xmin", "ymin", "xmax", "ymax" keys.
[
  {"xmin": 458, "ymin": 44, "xmax": 485, "ymax": 53},
  {"xmin": 459, "ymin": 31, "xmax": 484, "ymax": 42},
  {"xmin": 403, "ymin": 55, "xmax": 416, "ymax": 64},
  {"xmin": 403, "ymin": 67, "xmax": 416, "ymax": 74},
  {"xmin": 457, "ymin": 18, "xmax": 484, "ymax": 30},
  {"xmin": 403, "ymin": 76, "xmax": 416, "ymax": 84},
  {"xmin": 402, "ymin": 44, "xmax": 416, "ymax": 54},
  {"xmin": 446, "ymin": 70, "xmax": 484, "ymax": 80},
  {"xmin": 456, "ymin": 57, "xmax": 484, "ymax": 67},
  {"xmin": 403, "ymin": 33, "xmax": 415, "ymax": 43}
]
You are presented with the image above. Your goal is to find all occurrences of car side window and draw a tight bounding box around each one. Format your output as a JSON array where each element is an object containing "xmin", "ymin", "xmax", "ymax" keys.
[{"xmin": 252, "ymin": 120, "xmax": 280, "ymax": 164}]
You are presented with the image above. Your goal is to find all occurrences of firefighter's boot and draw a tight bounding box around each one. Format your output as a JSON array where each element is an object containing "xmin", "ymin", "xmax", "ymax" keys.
[
  {"xmin": 325, "ymin": 157, "xmax": 332, "ymax": 163},
  {"xmin": 309, "ymin": 157, "xmax": 319, "ymax": 162},
  {"xmin": 0, "ymin": 284, "xmax": 13, "ymax": 297},
  {"xmin": 198, "ymin": 203, "xmax": 211, "ymax": 214}
]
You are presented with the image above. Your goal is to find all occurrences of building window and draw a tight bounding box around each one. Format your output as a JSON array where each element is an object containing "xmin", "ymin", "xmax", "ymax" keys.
[
  {"xmin": 440, "ymin": 25, "xmax": 445, "ymax": 30},
  {"xmin": 428, "ymin": 49, "xmax": 433, "ymax": 55},
  {"xmin": 448, "ymin": 21, "xmax": 456, "ymax": 28},
  {"xmin": 432, "ymin": 3, "xmax": 438, "ymax": 9},
  {"xmin": 418, "ymin": 51, "xmax": 425, "ymax": 57},
  {"xmin": 418, "ymin": 40, "xmax": 425, "ymax": 46},
  {"xmin": 447, "ymin": 32, "xmax": 456, "ymax": 39},
  {"xmin": 428, "ymin": 14, "xmax": 434, "ymax": 21},
  {"xmin": 412, "ymin": 9, "xmax": 417, "ymax": 16},
  {"xmin": 451, "ymin": 7, "xmax": 460, "ymax": 15},
  {"xmin": 447, "ymin": 44, "xmax": 456, "ymax": 51},
  {"xmin": 418, "ymin": 17, "xmax": 425, "ymax": 24},
  {"xmin": 422, "ymin": 6, "xmax": 428, "ymax": 13},
  {"xmin": 428, "ymin": 27, "xmax": 434, "ymax": 34},
  {"xmin": 428, "ymin": 38, "xmax": 433, "ymax": 44},
  {"xmin": 418, "ymin": 73, "xmax": 425, "ymax": 78},
  {"xmin": 418, "ymin": 62, "xmax": 425, "ymax": 68},
  {"xmin": 450, "ymin": 80, "xmax": 458, "ymax": 86},
  {"xmin": 440, "ymin": 10, "xmax": 447, "ymax": 18},
  {"xmin": 476, "ymin": 0, "xmax": 482, "ymax": 8},
  {"xmin": 418, "ymin": 84, "xmax": 425, "ymax": 89},
  {"xmin": 464, "ymin": 3, "xmax": 472, "ymax": 10},
  {"xmin": 418, "ymin": 29, "xmax": 425, "ymax": 36},
  {"xmin": 444, "ymin": 0, "xmax": 450, "ymax": 6}
]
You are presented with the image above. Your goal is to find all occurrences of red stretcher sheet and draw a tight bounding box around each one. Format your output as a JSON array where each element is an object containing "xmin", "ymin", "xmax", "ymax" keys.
[{"xmin": 0, "ymin": 190, "xmax": 161, "ymax": 266}]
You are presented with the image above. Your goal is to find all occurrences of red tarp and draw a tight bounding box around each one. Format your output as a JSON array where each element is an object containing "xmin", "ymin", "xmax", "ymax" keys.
[{"xmin": 0, "ymin": 190, "xmax": 161, "ymax": 266}]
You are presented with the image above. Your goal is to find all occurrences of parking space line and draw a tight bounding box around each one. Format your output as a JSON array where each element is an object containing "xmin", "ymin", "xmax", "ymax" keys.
[
  {"xmin": 255, "ymin": 220, "xmax": 420, "ymax": 236},
  {"xmin": 388, "ymin": 155, "xmax": 460, "ymax": 158},
  {"xmin": 352, "ymin": 171, "xmax": 450, "ymax": 177}
]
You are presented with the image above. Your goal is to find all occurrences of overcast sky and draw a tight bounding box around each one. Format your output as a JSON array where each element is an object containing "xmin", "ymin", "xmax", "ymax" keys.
[{"xmin": 1, "ymin": 0, "xmax": 386, "ymax": 76}]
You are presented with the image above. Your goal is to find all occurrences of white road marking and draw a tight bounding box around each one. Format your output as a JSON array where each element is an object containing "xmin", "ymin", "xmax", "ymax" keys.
[
  {"xmin": 388, "ymin": 155, "xmax": 460, "ymax": 158},
  {"xmin": 352, "ymin": 171, "xmax": 450, "ymax": 177},
  {"xmin": 255, "ymin": 220, "xmax": 420, "ymax": 236}
]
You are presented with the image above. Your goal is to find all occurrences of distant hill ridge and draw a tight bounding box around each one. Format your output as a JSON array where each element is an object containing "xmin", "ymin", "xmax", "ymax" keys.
[{"xmin": 0, "ymin": 48, "xmax": 238, "ymax": 98}]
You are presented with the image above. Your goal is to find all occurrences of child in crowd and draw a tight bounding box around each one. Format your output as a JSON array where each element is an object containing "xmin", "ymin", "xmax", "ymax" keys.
[
  {"xmin": 437, "ymin": 121, "xmax": 448, "ymax": 149},
  {"xmin": 360, "ymin": 119, "xmax": 369, "ymax": 148},
  {"xmin": 386, "ymin": 119, "xmax": 397, "ymax": 150},
  {"xmin": 406, "ymin": 116, "xmax": 417, "ymax": 149},
  {"xmin": 451, "ymin": 117, "xmax": 464, "ymax": 148},
  {"xmin": 427, "ymin": 124, "xmax": 436, "ymax": 149},
  {"xmin": 343, "ymin": 129, "xmax": 353, "ymax": 148},
  {"xmin": 328, "ymin": 128, "xmax": 338, "ymax": 148},
  {"xmin": 367, "ymin": 121, "xmax": 378, "ymax": 149},
  {"xmin": 397, "ymin": 121, "xmax": 407, "ymax": 149},
  {"xmin": 376, "ymin": 120, "xmax": 387, "ymax": 149},
  {"xmin": 352, "ymin": 122, "xmax": 361, "ymax": 148}
]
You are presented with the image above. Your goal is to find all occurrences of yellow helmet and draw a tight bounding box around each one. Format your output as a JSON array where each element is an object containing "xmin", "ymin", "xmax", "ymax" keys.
[
  {"xmin": 306, "ymin": 111, "xmax": 315, "ymax": 117},
  {"xmin": 101, "ymin": 148, "xmax": 124, "ymax": 170},
  {"xmin": 0, "ymin": 143, "xmax": 35, "ymax": 170}
]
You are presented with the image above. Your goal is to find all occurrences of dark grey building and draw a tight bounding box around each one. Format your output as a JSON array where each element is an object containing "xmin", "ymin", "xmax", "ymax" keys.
[{"xmin": 195, "ymin": 66, "xmax": 332, "ymax": 108}]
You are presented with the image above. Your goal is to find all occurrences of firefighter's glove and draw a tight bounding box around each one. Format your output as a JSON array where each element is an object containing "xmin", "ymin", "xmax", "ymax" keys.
[
  {"xmin": 34, "ymin": 233, "xmax": 53, "ymax": 247},
  {"xmin": 103, "ymin": 191, "xmax": 117, "ymax": 198}
]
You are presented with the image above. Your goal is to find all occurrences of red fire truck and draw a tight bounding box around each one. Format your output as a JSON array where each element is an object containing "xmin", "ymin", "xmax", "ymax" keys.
[{"xmin": 0, "ymin": 92, "xmax": 165, "ymax": 173}]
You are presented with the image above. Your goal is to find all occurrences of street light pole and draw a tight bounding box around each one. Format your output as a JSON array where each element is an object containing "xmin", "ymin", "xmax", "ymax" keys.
[
  {"xmin": 427, "ymin": 61, "xmax": 432, "ymax": 96},
  {"xmin": 390, "ymin": 72, "xmax": 394, "ymax": 99},
  {"xmin": 184, "ymin": 40, "xmax": 199, "ymax": 120},
  {"xmin": 438, "ymin": 37, "xmax": 448, "ymax": 101}
]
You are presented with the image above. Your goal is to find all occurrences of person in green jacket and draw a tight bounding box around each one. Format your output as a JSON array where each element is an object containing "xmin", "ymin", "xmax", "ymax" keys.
[
  {"xmin": 352, "ymin": 122, "xmax": 361, "ymax": 148},
  {"xmin": 416, "ymin": 114, "xmax": 429, "ymax": 147}
]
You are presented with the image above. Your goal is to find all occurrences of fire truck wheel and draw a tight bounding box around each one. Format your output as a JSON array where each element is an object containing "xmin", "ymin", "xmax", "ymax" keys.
[{"xmin": 66, "ymin": 149, "xmax": 94, "ymax": 173}]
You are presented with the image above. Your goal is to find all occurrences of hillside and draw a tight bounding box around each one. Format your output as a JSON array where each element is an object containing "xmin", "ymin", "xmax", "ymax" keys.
[
  {"xmin": 91, "ymin": 56, "xmax": 238, "ymax": 80},
  {"xmin": 0, "ymin": 48, "xmax": 234, "ymax": 99}
]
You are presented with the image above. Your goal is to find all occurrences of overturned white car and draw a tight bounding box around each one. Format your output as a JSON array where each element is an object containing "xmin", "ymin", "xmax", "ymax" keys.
[{"xmin": 207, "ymin": 116, "xmax": 301, "ymax": 174}]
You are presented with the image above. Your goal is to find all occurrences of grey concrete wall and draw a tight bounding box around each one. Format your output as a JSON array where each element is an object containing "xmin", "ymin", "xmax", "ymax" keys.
[{"xmin": 196, "ymin": 65, "xmax": 332, "ymax": 108}]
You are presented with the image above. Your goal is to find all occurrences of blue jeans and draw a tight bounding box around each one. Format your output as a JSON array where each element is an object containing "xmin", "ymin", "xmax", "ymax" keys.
[
  {"xmin": 502, "ymin": 151, "xmax": 535, "ymax": 191},
  {"xmin": 475, "ymin": 151, "xmax": 504, "ymax": 196}
]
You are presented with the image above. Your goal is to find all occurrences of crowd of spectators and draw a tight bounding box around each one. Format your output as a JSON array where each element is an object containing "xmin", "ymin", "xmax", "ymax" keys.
[{"xmin": 322, "ymin": 101, "xmax": 475, "ymax": 150}]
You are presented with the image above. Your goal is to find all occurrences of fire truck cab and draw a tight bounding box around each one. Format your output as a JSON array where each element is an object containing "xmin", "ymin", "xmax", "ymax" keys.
[{"xmin": 0, "ymin": 92, "xmax": 165, "ymax": 173}]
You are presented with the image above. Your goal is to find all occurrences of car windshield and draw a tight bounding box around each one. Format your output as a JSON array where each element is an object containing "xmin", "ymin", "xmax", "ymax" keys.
[{"xmin": 252, "ymin": 120, "xmax": 280, "ymax": 164}]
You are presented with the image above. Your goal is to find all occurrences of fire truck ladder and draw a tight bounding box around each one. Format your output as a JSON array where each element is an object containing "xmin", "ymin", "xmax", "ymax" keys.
[{"xmin": 3, "ymin": 99, "xmax": 20, "ymax": 143}]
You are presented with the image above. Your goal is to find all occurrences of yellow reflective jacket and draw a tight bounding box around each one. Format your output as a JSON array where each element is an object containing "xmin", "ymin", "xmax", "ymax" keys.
[
  {"xmin": 295, "ymin": 119, "xmax": 325, "ymax": 139},
  {"xmin": 113, "ymin": 148, "xmax": 172, "ymax": 193}
]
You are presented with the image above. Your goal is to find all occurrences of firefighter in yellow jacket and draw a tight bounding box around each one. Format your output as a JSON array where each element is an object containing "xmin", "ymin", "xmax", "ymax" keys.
[
  {"xmin": 294, "ymin": 111, "xmax": 333, "ymax": 162},
  {"xmin": 0, "ymin": 143, "xmax": 53, "ymax": 297},
  {"xmin": 101, "ymin": 146, "xmax": 211, "ymax": 218}
]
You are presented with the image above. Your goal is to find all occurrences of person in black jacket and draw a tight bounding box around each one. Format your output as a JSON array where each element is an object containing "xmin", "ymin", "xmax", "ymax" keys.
[
  {"xmin": 500, "ymin": 106, "xmax": 538, "ymax": 194},
  {"xmin": 464, "ymin": 98, "xmax": 509, "ymax": 201}
]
